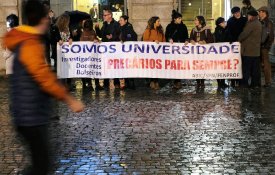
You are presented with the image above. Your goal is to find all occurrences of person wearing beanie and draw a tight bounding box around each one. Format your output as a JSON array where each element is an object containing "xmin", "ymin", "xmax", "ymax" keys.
[
  {"xmin": 165, "ymin": 10, "xmax": 188, "ymax": 89},
  {"xmin": 238, "ymin": 10, "xmax": 262, "ymax": 88},
  {"xmin": 241, "ymin": 0, "xmax": 256, "ymax": 17},
  {"xmin": 227, "ymin": 6, "xmax": 247, "ymax": 87},
  {"xmin": 214, "ymin": 17, "xmax": 230, "ymax": 89},
  {"xmin": 258, "ymin": 6, "xmax": 274, "ymax": 87}
]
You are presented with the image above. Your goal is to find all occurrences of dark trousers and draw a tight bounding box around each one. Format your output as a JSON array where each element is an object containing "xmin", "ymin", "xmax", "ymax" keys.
[
  {"xmin": 81, "ymin": 78, "xmax": 92, "ymax": 87},
  {"xmin": 16, "ymin": 125, "xmax": 50, "ymax": 175},
  {"xmin": 241, "ymin": 56, "xmax": 261, "ymax": 87},
  {"xmin": 217, "ymin": 79, "xmax": 226, "ymax": 87},
  {"xmin": 196, "ymin": 79, "xmax": 205, "ymax": 85},
  {"xmin": 125, "ymin": 78, "xmax": 135, "ymax": 89}
]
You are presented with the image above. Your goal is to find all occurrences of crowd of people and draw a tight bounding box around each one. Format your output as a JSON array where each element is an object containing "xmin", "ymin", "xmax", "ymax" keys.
[
  {"xmin": 1, "ymin": 0, "xmax": 274, "ymax": 174},
  {"xmin": 3, "ymin": 0, "xmax": 274, "ymax": 91}
]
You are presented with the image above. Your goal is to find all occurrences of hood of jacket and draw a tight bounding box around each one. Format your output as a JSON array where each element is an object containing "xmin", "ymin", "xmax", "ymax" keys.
[{"xmin": 3, "ymin": 25, "xmax": 43, "ymax": 52}]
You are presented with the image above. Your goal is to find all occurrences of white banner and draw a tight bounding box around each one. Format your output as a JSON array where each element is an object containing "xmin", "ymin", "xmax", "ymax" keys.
[{"xmin": 57, "ymin": 41, "xmax": 242, "ymax": 79}]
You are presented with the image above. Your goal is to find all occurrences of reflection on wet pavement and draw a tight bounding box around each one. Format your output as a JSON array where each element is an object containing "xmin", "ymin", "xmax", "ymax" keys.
[{"xmin": 0, "ymin": 79, "xmax": 275, "ymax": 174}]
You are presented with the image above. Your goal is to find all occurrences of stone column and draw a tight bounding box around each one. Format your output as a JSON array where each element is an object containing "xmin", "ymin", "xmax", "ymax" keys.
[
  {"xmin": 0, "ymin": 0, "xmax": 19, "ymax": 72},
  {"xmin": 128, "ymin": 0, "xmax": 176, "ymax": 39},
  {"xmin": 51, "ymin": 0, "xmax": 73, "ymax": 17}
]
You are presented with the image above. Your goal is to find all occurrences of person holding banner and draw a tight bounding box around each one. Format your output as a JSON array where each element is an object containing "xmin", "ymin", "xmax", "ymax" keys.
[
  {"xmin": 238, "ymin": 10, "xmax": 262, "ymax": 88},
  {"xmin": 3, "ymin": 1, "xmax": 84, "ymax": 174},
  {"xmin": 189, "ymin": 16, "xmax": 214, "ymax": 88},
  {"xmin": 227, "ymin": 7, "xmax": 247, "ymax": 87},
  {"xmin": 95, "ymin": 9, "xmax": 121, "ymax": 90},
  {"xmin": 119, "ymin": 15, "xmax": 138, "ymax": 90},
  {"xmin": 214, "ymin": 17, "xmax": 230, "ymax": 89},
  {"xmin": 80, "ymin": 19, "xmax": 104, "ymax": 91},
  {"xmin": 50, "ymin": 13, "xmax": 75, "ymax": 90},
  {"xmin": 143, "ymin": 16, "xmax": 166, "ymax": 90},
  {"xmin": 165, "ymin": 10, "xmax": 189, "ymax": 89}
]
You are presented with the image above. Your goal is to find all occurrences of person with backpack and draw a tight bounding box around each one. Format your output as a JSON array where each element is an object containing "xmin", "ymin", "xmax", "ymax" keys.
[
  {"xmin": 238, "ymin": 10, "xmax": 262, "ymax": 88},
  {"xmin": 214, "ymin": 17, "xmax": 230, "ymax": 89},
  {"xmin": 95, "ymin": 9, "xmax": 121, "ymax": 90},
  {"xmin": 119, "ymin": 15, "xmax": 138, "ymax": 90},
  {"xmin": 227, "ymin": 7, "xmax": 247, "ymax": 87},
  {"xmin": 165, "ymin": 10, "xmax": 189, "ymax": 89},
  {"xmin": 189, "ymin": 16, "xmax": 214, "ymax": 88},
  {"xmin": 258, "ymin": 6, "xmax": 274, "ymax": 88},
  {"xmin": 143, "ymin": 16, "xmax": 166, "ymax": 90}
]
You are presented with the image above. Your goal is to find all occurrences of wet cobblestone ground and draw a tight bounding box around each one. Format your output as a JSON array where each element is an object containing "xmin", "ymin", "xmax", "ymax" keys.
[{"xmin": 0, "ymin": 78, "xmax": 275, "ymax": 175}]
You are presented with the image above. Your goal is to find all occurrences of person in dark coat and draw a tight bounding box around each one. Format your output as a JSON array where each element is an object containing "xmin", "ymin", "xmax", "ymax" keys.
[
  {"xmin": 95, "ymin": 9, "xmax": 120, "ymax": 89},
  {"xmin": 258, "ymin": 6, "xmax": 274, "ymax": 87},
  {"xmin": 238, "ymin": 10, "xmax": 262, "ymax": 88},
  {"xmin": 241, "ymin": 0, "xmax": 256, "ymax": 17},
  {"xmin": 165, "ymin": 10, "xmax": 188, "ymax": 89},
  {"xmin": 119, "ymin": 15, "xmax": 138, "ymax": 90},
  {"xmin": 227, "ymin": 6, "xmax": 247, "ymax": 87},
  {"xmin": 214, "ymin": 17, "xmax": 229, "ymax": 89},
  {"xmin": 95, "ymin": 9, "xmax": 120, "ymax": 42},
  {"xmin": 119, "ymin": 15, "xmax": 137, "ymax": 42},
  {"xmin": 3, "ymin": 1, "xmax": 84, "ymax": 174}
]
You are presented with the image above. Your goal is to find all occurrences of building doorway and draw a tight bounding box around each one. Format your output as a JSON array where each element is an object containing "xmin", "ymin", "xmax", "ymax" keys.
[
  {"xmin": 73, "ymin": 0, "xmax": 126, "ymax": 22},
  {"xmin": 180, "ymin": 0, "xmax": 225, "ymax": 32}
]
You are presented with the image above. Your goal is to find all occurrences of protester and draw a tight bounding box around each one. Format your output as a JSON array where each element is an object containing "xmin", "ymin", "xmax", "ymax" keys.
[
  {"xmin": 214, "ymin": 17, "xmax": 229, "ymax": 89},
  {"xmin": 50, "ymin": 13, "xmax": 74, "ymax": 90},
  {"xmin": 189, "ymin": 16, "xmax": 214, "ymax": 88},
  {"xmin": 241, "ymin": 0, "xmax": 256, "ymax": 17},
  {"xmin": 143, "ymin": 16, "xmax": 165, "ymax": 90},
  {"xmin": 238, "ymin": 10, "xmax": 262, "ymax": 88},
  {"xmin": 42, "ymin": 1, "xmax": 55, "ymax": 66},
  {"xmin": 80, "ymin": 19, "xmax": 104, "ymax": 91},
  {"xmin": 3, "ymin": 1, "xmax": 84, "ymax": 175},
  {"xmin": 258, "ymin": 6, "xmax": 274, "ymax": 88},
  {"xmin": 3, "ymin": 14, "xmax": 19, "ymax": 75},
  {"xmin": 227, "ymin": 7, "xmax": 247, "ymax": 87},
  {"xmin": 95, "ymin": 9, "xmax": 120, "ymax": 89},
  {"xmin": 165, "ymin": 10, "xmax": 189, "ymax": 89},
  {"xmin": 119, "ymin": 15, "xmax": 138, "ymax": 90}
]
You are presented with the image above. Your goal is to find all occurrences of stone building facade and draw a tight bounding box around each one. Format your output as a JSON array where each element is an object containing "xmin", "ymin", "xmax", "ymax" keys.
[{"xmin": 0, "ymin": 0, "xmax": 271, "ymax": 71}]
